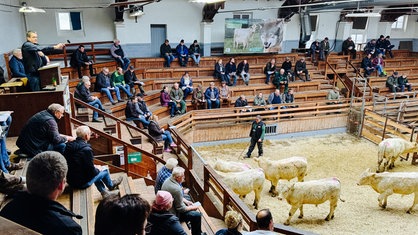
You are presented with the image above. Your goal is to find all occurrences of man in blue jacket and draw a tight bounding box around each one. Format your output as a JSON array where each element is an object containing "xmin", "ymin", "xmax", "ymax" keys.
[
  {"xmin": 176, "ymin": 39, "xmax": 189, "ymax": 67},
  {"xmin": 9, "ymin": 49, "xmax": 26, "ymax": 77}
]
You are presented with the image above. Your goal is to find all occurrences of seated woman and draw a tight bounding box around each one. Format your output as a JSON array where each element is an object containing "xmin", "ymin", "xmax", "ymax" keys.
[
  {"xmin": 215, "ymin": 210, "xmax": 243, "ymax": 235},
  {"xmin": 179, "ymin": 72, "xmax": 194, "ymax": 100},
  {"xmin": 148, "ymin": 190, "xmax": 187, "ymax": 235},
  {"xmin": 372, "ymin": 53, "xmax": 386, "ymax": 77},
  {"xmin": 148, "ymin": 115, "xmax": 177, "ymax": 152},
  {"xmin": 160, "ymin": 86, "xmax": 177, "ymax": 118}
]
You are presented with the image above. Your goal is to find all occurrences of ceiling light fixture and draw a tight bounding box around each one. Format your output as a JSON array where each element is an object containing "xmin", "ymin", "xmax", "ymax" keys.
[
  {"xmin": 129, "ymin": 6, "xmax": 144, "ymax": 17},
  {"xmin": 189, "ymin": 0, "xmax": 225, "ymax": 4},
  {"xmin": 19, "ymin": 2, "xmax": 46, "ymax": 13},
  {"xmin": 346, "ymin": 12, "xmax": 381, "ymax": 17}
]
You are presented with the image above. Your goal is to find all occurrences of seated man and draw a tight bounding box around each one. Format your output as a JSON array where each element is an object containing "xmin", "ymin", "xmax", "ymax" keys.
[
  {"xmin": 205, "ymin": 82, "xmax": 220, "ymax": 109},
  {"xmin": 235, "ymin": 95, "xmax": 250, "ymax": 112},
  {"xmin": 170, "ymin": 82, "xmax": 186, "ymax": 114},
  {"xmin": 0, "ymin": 151, "xmax": 82, "ymax": 234},
  {"xmin": 268, "ymin": 89, "xmax": 282, "ymax": 110},
  {"xmin": 246, "ymin": 209, "xmax": 278, "ymax": 235},
  {"xmin": 70, "ymin": 45, "xmax": 94, "ymax": 79},
  {"xmin": 16, "ymin": 103, "xmax": 75, "ymax": 157},
  {"xmin": 111, "ymin": 67, "xmax": 133, "ymax": 98},
  {"xmin": 95, "ymin": 67, "xmax": 122, "ymax": 105},
  {"xmin": 383, "ymin": 36, "xmax": 395, "ymax": 58},
  {"xmin": 237, "ymin": 59, "xmax": 250, "ymax": 86},
  {"xmin": 161, "ymin": 167, "xmax": 202, "ymax": 235},
  {"xmin": 125, "ymin": 96, "xmax": 150, "ymax": 128},
  {"xmin": 124, "ymin": 65, "xmax": 146, "ymax": 96},
  {"xmin": 189, "ymin": 40, "xmax": 201, "ymax": 66},
  {"xmin": 342, "ymin": 37, "xmax": 356, "ymax": 59},
  {"xmin": 281, "ymin": 57, "xmax": 294, "ymax": 82},
  {"xmin": 75, "ymin": 77, "xmax": 107, "ymax": 123},
  {"xmin": 176, "ymin": 39, "xmax": 189, "ymax": 67},
  {"xmin": 148, "ymin": 115, "xmax": 177, "ymax": 153},
  {"xmin": 1, "ymin": 125, "xmax": 23, "ymax": 174},
  {"xmin": 386, "ymin": 71, "xmax": 400, "ymax": 93},
  {"xmin": 254, "ymin": 92, "xmax": 267, "ymax": 106},
  {"xmin": 137, "ymin": 93, "xmax": 152, "ymax": 119},
  {"xmin": 361, "ymin": 53, "xmax": 375, "ymax": 78},
  {"xmin": 9, "ymin": 49, "xmax": 26, "ymax": 77},
  {"xmin": 155, "ymin": 158, "xmax": 178, "ymax": 193},
  {"xmin": 273, "ymin": 68, "xmax": 288, "ymax": 94},
  {"xmin": 294, "ymin": 57, "xmax": 310, "ymax": 81},
  {"xmin": 160, "ymin": 39, "xmax": 175, "ymax": 68},
  {"xmin": 264, "ymin": 58, "xmax": 276, "ymax": 84},
  {"xmin": 64, "ymin": 126, "xmax": 122, "ymax": 198},
  {"xmin": 225, "ymin": 57, "xmax": 237, "ymax": 86},
  {"xmin": 364, "ymin": 39, "xmax": 379, "ymax": 57},
  {"xmin": 327, "ymin": 87, "xmax": 342, "ymax": 104},
  {"xmin": 398, "ymin": 74, "xmax": 412, "ymax": 92},
  {"xmin": 111, "ymin": 39, "xmax": 130, "ymax": 71},
  {"xmin": 214, "ymin": 59, "xmax": 228, "ymax": 85}
]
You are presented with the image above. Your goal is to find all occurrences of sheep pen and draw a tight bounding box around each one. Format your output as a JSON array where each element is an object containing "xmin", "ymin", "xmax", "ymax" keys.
[{"xmin": 195, "ymin": 133, "xmax": 418, "ymax": 235}]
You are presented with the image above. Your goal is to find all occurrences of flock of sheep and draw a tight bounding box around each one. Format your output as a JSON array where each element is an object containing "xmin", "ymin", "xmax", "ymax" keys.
[{"xmin": 211, "ymin": 138, "xmax": 418, "ymax": 226}]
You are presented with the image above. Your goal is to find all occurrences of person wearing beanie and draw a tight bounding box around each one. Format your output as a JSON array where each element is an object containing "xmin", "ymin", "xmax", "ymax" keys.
[
  {"xmin": 215, "ymin": 210, "xmax": 243, "ymax": 235},
  {"xmin": 176, "ymin": 39, "xmax": 189, "ymax": 67},
  {"xmin": 155, "ymin": 158, "xmax": 178, "ymax": 193},
  {"xmin": 148, "ymin": 190, "xmax": 187, "ymax": 235}
]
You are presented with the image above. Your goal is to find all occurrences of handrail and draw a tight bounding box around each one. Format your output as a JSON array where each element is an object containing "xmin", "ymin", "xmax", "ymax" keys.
[
  {"xmin": 69, "ymin": 116, "xmax": 156, "ymax": 184},
  {"xmin": 69, "ymin": 93, "xmax": 163, "ymax": 154},
  {"xmin": 347, "ymin": 60, "xmax": 373, "ymax": 97}
]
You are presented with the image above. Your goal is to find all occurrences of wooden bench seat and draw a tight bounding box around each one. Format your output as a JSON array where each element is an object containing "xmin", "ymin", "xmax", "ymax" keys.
[{"xmin": 71, "ymin": 186, "xmax": 94, "ymax": 235}]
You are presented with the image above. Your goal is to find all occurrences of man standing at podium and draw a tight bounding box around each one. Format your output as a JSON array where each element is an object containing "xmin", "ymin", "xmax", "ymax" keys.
[{"xmin": 22, "ymin": 31, "xmax": 65, "ymax": 91}]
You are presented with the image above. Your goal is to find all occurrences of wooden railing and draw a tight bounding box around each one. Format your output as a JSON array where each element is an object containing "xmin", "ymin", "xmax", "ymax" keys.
[{"xmin": 48, "ymin": 41, "xmax": 114, "ymax": 67}]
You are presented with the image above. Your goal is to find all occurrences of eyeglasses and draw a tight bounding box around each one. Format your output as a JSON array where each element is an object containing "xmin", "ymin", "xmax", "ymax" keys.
[{"xmin": 145, "ymin": 222, "xmax": 152, "ymax": 234}]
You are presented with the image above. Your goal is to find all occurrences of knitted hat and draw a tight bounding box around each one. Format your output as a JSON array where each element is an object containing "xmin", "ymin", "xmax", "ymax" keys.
[
  {"xmin": 393, "ymin": 71, "xmax": 399, "ymax": 76},
  {"xmin": 153, "ymin": 191, "xmax": 173, "ymax": 211},
  {"xmin": 224, "ymin": 211, "xmax": 242, "ymax": 229}
]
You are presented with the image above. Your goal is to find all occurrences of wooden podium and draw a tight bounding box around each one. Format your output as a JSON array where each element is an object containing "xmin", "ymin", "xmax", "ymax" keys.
[{"xmin": 38, "ymin": 63, "xmax": 61, "ymax": 88}]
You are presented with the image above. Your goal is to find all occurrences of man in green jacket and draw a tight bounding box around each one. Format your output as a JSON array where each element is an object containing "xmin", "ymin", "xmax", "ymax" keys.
[
  {"xmin": 245, "ymin": 115, "xmax": 266, "ymax": 158},
  {"xmin": 111, "ymin": 67, "xmax": 133, "ymax": 98}
]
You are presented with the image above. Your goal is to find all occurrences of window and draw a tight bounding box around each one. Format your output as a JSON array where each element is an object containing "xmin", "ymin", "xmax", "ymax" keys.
[
  {"xmin": 391, "ymin": 15, "xmax": 406, "ymax": 29},
  {"xmin": 232, "ymin": 12, "xmax": 252, "ymax": 28},
  {"xmin": 351, "ymin": 34, "xmax": 365, "ymax": 44},
  {"xmin": 310, "ymin": 15, "xmax": 318, "ymax": 31},
  {"xmin": 352, "ymin": 17, "xmax": 368, "ymax": 30},
  {"xmin": 57, "ymin": 12, "xmax": 82, "ymax": 31}
]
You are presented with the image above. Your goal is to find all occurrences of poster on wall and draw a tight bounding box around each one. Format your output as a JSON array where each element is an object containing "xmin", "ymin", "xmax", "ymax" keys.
[{"xmin": 224, "ymin": 18, "xmax": 285, "ymax": 54}]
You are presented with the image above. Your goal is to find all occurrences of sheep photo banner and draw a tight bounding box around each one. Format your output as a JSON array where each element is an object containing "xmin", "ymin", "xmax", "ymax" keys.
[{"xmin": 224, "ymin": 18, "xmax": 285, "ymax": 54}]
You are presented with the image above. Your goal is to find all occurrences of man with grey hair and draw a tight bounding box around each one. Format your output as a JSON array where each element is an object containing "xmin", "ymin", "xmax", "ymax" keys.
[
  {"xmin": 162, "ymin": 166, "xmax": 203, "ymax": 235},
  {"xmin": 74, "ymin": 76, "xmax": 107, "ymax": 122},
  {"xmin": 110, "ymin": 39, "xmax": 130, "ymax": 71},
  {"xmin": 0, "ymin": 151, "xmax": 82, "ymax": 234},
  {"xmin": 64, "ymin": 126, "xmax": 122, "ymax": 198},
  {"xmin": 9, "ymin": 48, "xmax": 26, "ymax": 77},
  {"xmin": 16, "ymin": 103, "xmax": 75, "ymax": 157},
  {"xmin": 155, "ymin": 157, "xmax": 178, "ymax": 193}
]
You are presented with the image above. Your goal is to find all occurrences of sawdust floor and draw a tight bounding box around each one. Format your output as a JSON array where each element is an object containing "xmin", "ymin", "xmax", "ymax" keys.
[{"xmin": 196, "ymin": 133, "xmax": 418, "ymax": 235}]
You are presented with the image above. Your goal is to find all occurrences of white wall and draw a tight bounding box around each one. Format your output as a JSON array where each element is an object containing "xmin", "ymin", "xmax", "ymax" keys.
[
  {"xmin": 0, "ymin": 0, "xmax": 25, "ymax": 78},
  {"xmin": 4, "ymin": 0, "xmax": 418, "ymax": 58},
  {"xmin": 24, "ymin": 0, "xmax": 115, "ymax": 45}
]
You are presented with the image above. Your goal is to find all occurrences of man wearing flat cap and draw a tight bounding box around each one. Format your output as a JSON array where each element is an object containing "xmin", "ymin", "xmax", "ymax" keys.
[{"xmin": 386, "ymin": 71, "xmax": 400, "ymax": 93}]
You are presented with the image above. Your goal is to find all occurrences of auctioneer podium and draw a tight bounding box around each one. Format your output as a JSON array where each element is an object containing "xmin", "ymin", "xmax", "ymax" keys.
[{"xmin": 38, "ymin": 63, "xmax": 61, "ymax": 88}]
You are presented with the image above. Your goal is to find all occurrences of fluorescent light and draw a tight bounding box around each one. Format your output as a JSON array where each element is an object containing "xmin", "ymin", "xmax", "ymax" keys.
[
  {"xmin": 189, "ymin": 0, "xmax": 225, "ymax": 3},
  {"xmin": 346, "ymin": 12, "xmax": 381, "ymax": 17},
  {"xmin": 19, "ymin": 2, "xmax": 46, "ymax": 13}
]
